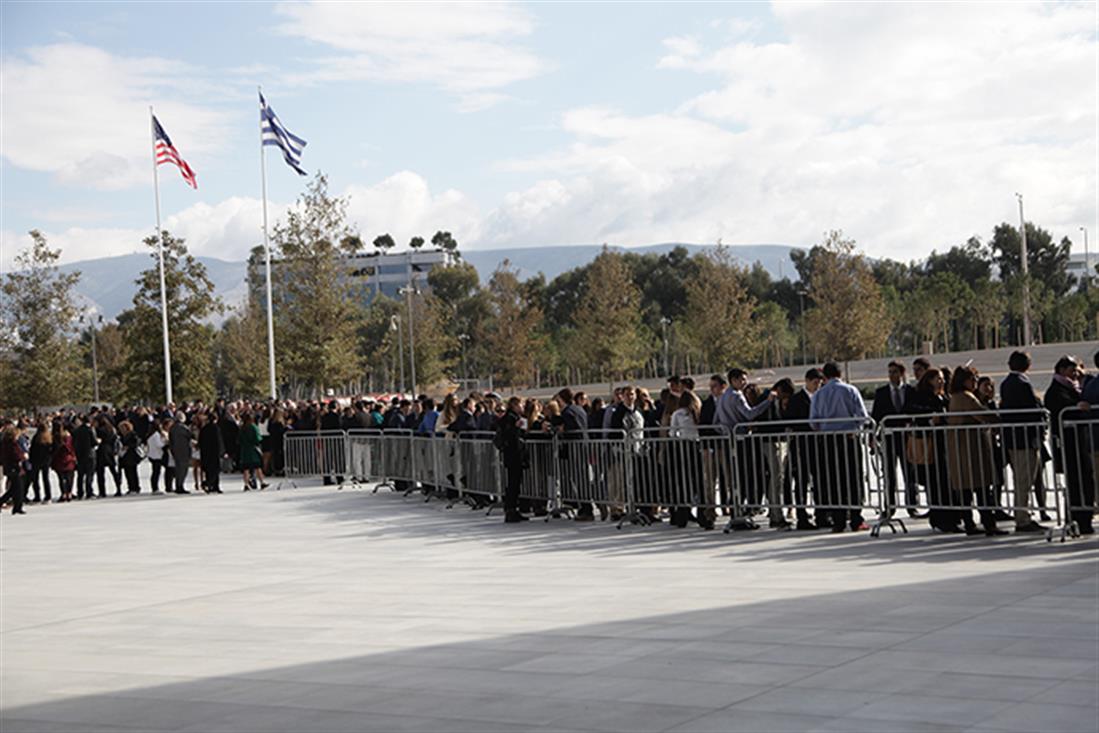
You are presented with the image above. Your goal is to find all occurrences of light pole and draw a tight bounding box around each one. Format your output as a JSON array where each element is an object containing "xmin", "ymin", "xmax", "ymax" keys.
[
  {"xmin": 659, "ymin": 317, "xmax": 671, "ymax": 376},
  {"xmin": 390, "ymin": 314, "xmax": 405, "ymax": 395},
  {"xmin": 80, "ymin": 313, "xmax": 102, "ymax": 404},
  {"xmin": 1015, "ymin": 193, "xmax": 1032, "ymax": 346},
  {"xmin": 797, "ymin": 289, "xmax": 808, "ymax": 365},
  {"xmin": 399, "ymin": 284, "xmax": 419, "ymax": 395},
  {"xmin": 1080, "ymin": 226, "xmax": 1090, "ymax": 293},
  {"xmin": 458, "ymin": 333, "xmax": 470, "ymax": 384}
]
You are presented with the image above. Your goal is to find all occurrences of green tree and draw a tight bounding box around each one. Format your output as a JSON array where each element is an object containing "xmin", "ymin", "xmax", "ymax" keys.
[
  {"xmin": 571, "ymin": 247, "xmax": 646, "ymax": 381},
  {"xmin": 427, "ymin": 260, "xmax": 490, "ymax": 376},
  {"xmin": 991, "ymin": 222, "xmax": 1074, "ymax": 296},
  {"xmin": 682, "ymin": 246, "xmax": 760, "ymax": 372},
  {"xmin": 968, "ymin": 279, "xmax": 1006, "ymax": 349},
  {"xmin": 216, "ymin": 303, "xmax": 268, "ymax": 399},
  {"xmin": 90, "ymin": 322, "xmax": 129, "ymax": 405},
  {"xmin": 373, "ymin": 233, "xmax": 396, "ymax": 254},
  {"xmin": 481, "ymin": 261, "xmax": 547, "ymax": 387},
  {"xmin": 0, "ymin": 230, "xmax": 85, "ymax": 409},
  {"xmin": 431, "ymin": 230, "xmax": 460, "ymax": 258},
  {"xmin": 271, "ymin": 173, "xmax": 362, "ymax": 396},
  {"xmin": 754, "ymin": 301, "xmax": 796, "ymax": 368},
  {"xmin": 805, "ymin": 231, "xmax": 891, "ymax": 364},
  {"xmin": 119, "ymin": 231, "xmax": 222, "ymax": 403},
  {"xmin": 409, "ymin": 236, "xmax": 425, "ymax": 250}
]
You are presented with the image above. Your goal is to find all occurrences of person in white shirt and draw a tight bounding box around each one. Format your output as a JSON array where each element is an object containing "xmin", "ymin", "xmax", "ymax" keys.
[
  {"xmin": 146, "ymin": 418, "xmax": 171, "ymax": 494},
  {"xmin": 670, "ymin": 390, "xmax": 711, "ymax": 529}
]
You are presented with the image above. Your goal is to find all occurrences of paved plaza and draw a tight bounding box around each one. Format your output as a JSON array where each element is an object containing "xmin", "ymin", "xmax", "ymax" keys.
[{"xmin": 1, "ymin": 481, "xmax": 1097, "ymax": 732}]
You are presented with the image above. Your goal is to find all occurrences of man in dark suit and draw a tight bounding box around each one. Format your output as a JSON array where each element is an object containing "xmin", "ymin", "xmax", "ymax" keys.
[
  {"xmin": 785, "ymin": 368, "xmax": 823, "ymax": 529},
  {"xmin": 71, "ymin": 415, "xmax": 98, "ymax": 500},
  {"xmin": 871, "ymin": 361, "xmax": 918, "ymax": 517},
  {"xmin": 320, "ymin": 400, "xmax": 344, "ymax": 485},
  {"xmin": 168, "ymin": 413, "xmax": 192, "ymax": 494},
  {"xmin": 1000, "ymin": 351, "xmax": 1048, "ymax": 532}
]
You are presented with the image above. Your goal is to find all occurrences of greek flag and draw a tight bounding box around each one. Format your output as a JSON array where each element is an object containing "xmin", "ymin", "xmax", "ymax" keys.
[{"xmin": 260, "ymin": 92, "xmax": 307, "ymax": 176}]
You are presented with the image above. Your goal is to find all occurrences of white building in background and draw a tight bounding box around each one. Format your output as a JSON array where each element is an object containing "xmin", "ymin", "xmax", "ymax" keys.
[
  {"xmin": 251, "ymin": 248, "xmax": 455, "ymax": 304},
  {"xmin": 344, "ymin": 248, "xmax": 454, "ymax": 301},
  {"xmin": 1067, "ymin": 252, "xmax": 1094, "ymax": 289}
]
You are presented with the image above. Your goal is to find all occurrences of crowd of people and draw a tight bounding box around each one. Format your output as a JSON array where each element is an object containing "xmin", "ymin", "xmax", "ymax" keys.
[{"xmin": 1, "ymin": 351, "xmax": 1096, "ymax": 536}]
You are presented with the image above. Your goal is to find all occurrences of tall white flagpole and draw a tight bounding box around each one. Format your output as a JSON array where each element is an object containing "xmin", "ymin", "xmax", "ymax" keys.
[
  {"xmin": 150, "ymin": 107, "xmax": 174, "ymax": 405},
  {"xmin": 259, "ymin": 88, "xmax": 277, "ymax": 400}
]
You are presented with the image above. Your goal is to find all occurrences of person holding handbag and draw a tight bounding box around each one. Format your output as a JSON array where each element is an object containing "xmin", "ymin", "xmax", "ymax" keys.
[
  {"xmin": 905, "ymin": 369, "xmax": 963, "ymax": 533},
  {"xmin": 117, "ymin": 420, "xmax": 143, "ymax": 494}
]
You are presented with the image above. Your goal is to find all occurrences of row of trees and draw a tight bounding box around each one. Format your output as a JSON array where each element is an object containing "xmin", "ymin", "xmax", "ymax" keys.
[{"xmin": 1, "ymin": 171, "xmax": 1095, "ymax": 408}]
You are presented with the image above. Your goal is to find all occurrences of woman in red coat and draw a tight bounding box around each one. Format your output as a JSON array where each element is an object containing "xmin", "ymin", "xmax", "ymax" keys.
[{"xmin": 52, "ymin": 423, "xmax": 77, "ymax": 502}]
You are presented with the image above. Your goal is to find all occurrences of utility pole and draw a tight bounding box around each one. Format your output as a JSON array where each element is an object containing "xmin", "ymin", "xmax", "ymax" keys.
[
  {"xmin": 797, "ymin": 289, "xmax": 808, "ymax": 365},
  {"xmin": 1015, "ymin": 193, "xmax": 1031, "ymax": 346},
  {"xmin": 81, "ymin": 313, "xmax": 102, "ymax": 404},
  {"xmin": 391, "ymin": 314, "xmax": 405, "ymax": 395},
  {"xmin": 660, "ymin": 317, "xmax": 671, "ymax": 376},
  {"xmin": 1081, "ymin": 226, "xmax": 1090, "ymax": 293},
  {"xmin": 458, "ymin": 333, "xmax": 470, "ymax": 384}
]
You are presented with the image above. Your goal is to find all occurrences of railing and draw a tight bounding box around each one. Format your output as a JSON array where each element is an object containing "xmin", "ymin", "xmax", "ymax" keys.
[{"xmin": 277, "ymin": 409, "xmax": 1091, "ymax": 541}]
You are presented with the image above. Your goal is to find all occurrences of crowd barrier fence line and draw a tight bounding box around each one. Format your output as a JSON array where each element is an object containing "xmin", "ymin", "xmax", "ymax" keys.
[
  {"xmin": 282, "ymin": 410, "xmax": 1091, "ymax": 541},
  {"xmin": 1056, "ymin": 409, "xmax": 1098, "ymax": 541}
]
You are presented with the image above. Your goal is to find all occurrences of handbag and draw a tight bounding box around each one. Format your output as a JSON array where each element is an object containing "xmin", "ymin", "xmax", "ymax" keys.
[
  {"xmin": 905, "ymin": 434, "xmax": 935, "ymax": 466},
  {"xmin": 220, "ymin": 455, "xmax": 235, "ymax": 473}
]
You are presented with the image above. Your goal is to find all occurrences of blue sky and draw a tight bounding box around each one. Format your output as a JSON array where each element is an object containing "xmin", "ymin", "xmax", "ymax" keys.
[{"xmin": 2, "ymin": 1, "xmax": 1096, "ymax": 269}]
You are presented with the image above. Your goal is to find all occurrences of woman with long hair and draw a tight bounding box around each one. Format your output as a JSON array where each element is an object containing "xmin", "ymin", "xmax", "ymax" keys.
[
  {"xmin": 29, "ymin": 419, "xmax": 53, "ymax": 503},
  {"xmin": 239, "ymin": 412, "xmax": 267, "ymax": 491},
  {"xmin": 0, "ymin": 424, "xmax": 28, "ymax": 515},
  {"xmin": 117, "ymin": 420, "xmax": 143, "ymax": 494},
  {"xmin": 670, "ymin": 389, "xmax": 706, "ymax": 528},
  {"xmin": 52, "ymin": 422, "xmax": 76, "ymax": 503},
  {"xmin": 267, "ymin": 409, "xmax": 287, "ymax": 476},
  {"xmin": 95, "ymin": 416, "xmax": 122, "ymax": 497},
  {"xmin": 146, "ymin": 418, "xmax": 171, "ymax": 494},
  {"xmin": 906, "ymin": 369, "xmax": 963, "ymax": 532},
  {"xmin": 946, "ymin": 366, "xmax": 1003, "ymax": 535}
]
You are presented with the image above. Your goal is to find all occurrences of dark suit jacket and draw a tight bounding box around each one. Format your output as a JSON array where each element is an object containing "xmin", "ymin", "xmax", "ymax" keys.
[
  {"xmin": 871, "ymin": 384, "xmax": 914, "ymax": 426},
  {"xmin": 198, "ymin": 422, "xmax": 225, "ymax": 467},
  {"xmin": 72, "ymin": 424, "xmax": 97, "ymax": 467},
  {"xmin": 168, "ymin": 423, "xmax": 192, "ymax": 468},
  {"xmin": 999, "ymin": 372, "xmax": 1044, "ymax": 450}
]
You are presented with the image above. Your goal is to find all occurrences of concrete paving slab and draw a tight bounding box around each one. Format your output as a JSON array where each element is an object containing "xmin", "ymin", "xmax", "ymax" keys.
[{"xmin": 2, "ymin": 482, "xmax": 1097, "ymax": 733}]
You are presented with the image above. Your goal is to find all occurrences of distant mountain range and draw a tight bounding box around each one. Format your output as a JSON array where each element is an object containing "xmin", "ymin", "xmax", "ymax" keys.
[{"xmin": 59, "ymin": 243, "xmax": 801, "ymax": 321}]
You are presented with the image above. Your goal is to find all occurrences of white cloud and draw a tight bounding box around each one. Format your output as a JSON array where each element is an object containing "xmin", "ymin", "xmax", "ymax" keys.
[
  {"xmin": 482, "ymin": 2, "xmax": 1098, "ymax": 258},
  {"xmin": 345, "ymin": 171, "xmax": 482, "ymax": 246},
  {"xmin": 1, "ymin": 174, "xmax": 482, "ymax": 270},
  {"xmin": 0, "ymin": 43, "xmax": 233, "ymax": 190},
  {"xmin": 273, "ymin": 1, "xmax": 546, "ymax": 109}
]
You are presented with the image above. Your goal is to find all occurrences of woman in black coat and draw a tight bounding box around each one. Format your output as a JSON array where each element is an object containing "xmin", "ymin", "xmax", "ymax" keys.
[
  {"xmin": 198, "ymin": 412, "xmax": 225, "ymax": 494},
  {"xmin": 1044, "ymin": 356, "xmax": 1094, "ymax": 535},
  {"xmin": 906, "ymin": 370, "xmax": 969, "ymax": 533},
  {"xmin": 117, "ymin": 420, "xmax": 143, "ymax": 494}
]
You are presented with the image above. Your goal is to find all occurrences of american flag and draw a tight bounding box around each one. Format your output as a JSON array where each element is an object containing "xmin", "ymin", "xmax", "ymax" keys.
[
  {"xmin": 153, "ymin": 115, "xmax": 197, "ymax": 189},
  {"xmin": 260, "ymin": 92, "xmax": 307, "ymax": 176}
]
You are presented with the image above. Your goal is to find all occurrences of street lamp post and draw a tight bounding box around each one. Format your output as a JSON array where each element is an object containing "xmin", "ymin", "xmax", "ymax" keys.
[
  {"xmin": 797, "ymin": 290, "xmax": 808, "ymax": 365},
  {"xmin": 1080, "ymin": 226, "xmax": 1090, "ymax": 293},
  {"xmin": 1015, "ymin": 193, "xmax": 1032, "ymax": 346},
  {"xmin": 390, "ymin": 314, "xmax": 405, "ymax": 395},
  {"xmin": 80, "ymin": 313, "xmax": 102, "ymax": 404},
  {"xmin": 659, "ymin": 317, "xmax": 671, "ymax": 376},
  {"xmin": 399, "ymin": 285, "xmax": 419, "ymax": 395},
  {"xmin": 458, "ymin": 333, "xmax": 470, "ymax": 384}
]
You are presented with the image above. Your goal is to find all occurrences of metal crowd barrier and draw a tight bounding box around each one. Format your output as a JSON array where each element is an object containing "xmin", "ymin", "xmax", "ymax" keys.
[
  {"xmin": 1055, "ymin": 409, "xmax": 1098, "ymax": 541},
  {"xmin": 879, "ymin": 408, "xmax": 1058, "ymax": 539},
  {"xmin": 614, "ymin": 427, "xmax": 731, "ymax": 528},
  {"xmin": 283, "ymin": 430, "xmax": 350, "ymax": 482},
  {"xmin": 731, "ymin": 417, "xmax": 890, "ymax": 534},
  {"xmin": 279, "ymin": 409, "xmax": 1091, "ymax": 541}
]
